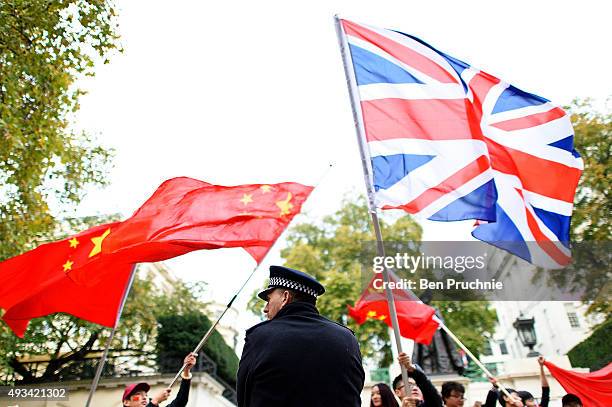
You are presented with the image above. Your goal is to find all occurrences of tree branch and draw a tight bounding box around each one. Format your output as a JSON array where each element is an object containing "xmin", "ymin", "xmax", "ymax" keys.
[
  {"xmin": 43, "ymin": 330, "xmax": 99, "ymax": 378},
  {"xmin": 8, "ymin": 357, "xmax": 34, "ymax": 382}
]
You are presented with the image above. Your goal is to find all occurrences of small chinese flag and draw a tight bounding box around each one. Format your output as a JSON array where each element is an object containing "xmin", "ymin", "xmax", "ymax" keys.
[
  {"xmin": 0, "ymin": 177, "xmax": 313, "ymax": 336},
  {"xmin": 348, "ymin": 272, "xmax": 439, "ymax": 345}
]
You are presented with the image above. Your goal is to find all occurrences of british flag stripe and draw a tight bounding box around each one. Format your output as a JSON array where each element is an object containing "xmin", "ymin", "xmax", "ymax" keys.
[
  {"xmin": 339, "ymin": 18, "xmax": 583, "ymax": 267},
  {"xmin": 343, "ymin": 20, "xmax": 461, "ymax": 84},
  {"xmin": 362, "ymin": 99, "xmax": 481, "ymax": 141},
  {"xmin": 348, "ymin": 36, "xmax": 441, "ymax": 85},
  {"xmin": 358, "ymin": 83, "xmax": 465, "ymax": 101}
]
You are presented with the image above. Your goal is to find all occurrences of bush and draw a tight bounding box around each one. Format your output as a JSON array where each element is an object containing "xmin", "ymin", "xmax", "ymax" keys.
[
  {"xmin": 156, "ymin": 312, "xmax": 239, "ymax": 386},
  {"xmin": 567, "ymin": 318, "xmax": 612, "ymax": 371}
]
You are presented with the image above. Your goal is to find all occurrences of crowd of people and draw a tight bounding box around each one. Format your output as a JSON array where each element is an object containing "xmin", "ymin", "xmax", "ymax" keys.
[
  {"xmin": 118, "ymin": 266, "xmax": 587, "ymax": 407},
  {"xmin": 368, "ymin": 354, "xmax": 583, "ymax": 407}
]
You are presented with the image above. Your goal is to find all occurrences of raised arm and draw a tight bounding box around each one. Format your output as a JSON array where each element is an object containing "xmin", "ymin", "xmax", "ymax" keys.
[
  {"xmin": 483, "ymin": 377, "xmax": 499, "ymax": 407},
  {"xmin": 537, "ymin": 356, "xmax": 549, "ymax": 387},
  {"xmin": 537, "ymin": 356, "xmax": 550, "ymax": 407}
]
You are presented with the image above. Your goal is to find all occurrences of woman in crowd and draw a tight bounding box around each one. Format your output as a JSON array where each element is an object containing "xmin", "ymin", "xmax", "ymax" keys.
[{"xmin": 371, "ymin": 383, "xmax": 400, "ymax": 407}]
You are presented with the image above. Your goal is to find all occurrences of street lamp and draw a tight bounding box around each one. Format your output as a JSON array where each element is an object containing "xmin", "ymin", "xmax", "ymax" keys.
[{"xmin": 513, "ymin": 316, "xmax": 539, "ymax": 357}]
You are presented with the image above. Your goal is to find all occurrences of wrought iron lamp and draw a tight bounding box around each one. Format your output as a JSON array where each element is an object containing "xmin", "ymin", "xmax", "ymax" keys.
[{"xmin": 513, "ymin": 316, "xmax": 539, "ymax": 357}]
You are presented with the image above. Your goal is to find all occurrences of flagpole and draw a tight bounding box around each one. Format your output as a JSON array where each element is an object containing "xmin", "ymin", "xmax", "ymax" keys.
[
  {"xmin": 166, "ymin": 263, "xmax": 261, "ymax": 388},
  {"xmin": 334, "ymin": 14, "xmax": 412, "ymax": 393},
  {"xmin": 85, "ymin": 265, "xmax": 137, "ymax": 407},
  {"xmin": 167, "ymin": 165, "xmax": 334, "ymax": 388},
  {"xmin": 334, "ymin": 14, "xmax": 513, "ymax": 401},
  {"xmin": 437, "ymin": 320, "xmax": 512, "ymax": 399}
]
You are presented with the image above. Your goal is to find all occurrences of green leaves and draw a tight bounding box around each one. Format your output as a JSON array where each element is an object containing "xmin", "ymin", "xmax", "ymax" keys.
[
  {"xmin": 569, "ymin": 98, "xmax": 611, "ymax": 243},
  {"xmin": 567, "ymin": 318, "xmax": 611, "ymax": 371},
  {"xmin": 0, "ymin": 0, "xmax": 120, "ymax": 261},
  {"xmin": 566, "ymin": 99, "xmax": 611, "ymax": 320}
]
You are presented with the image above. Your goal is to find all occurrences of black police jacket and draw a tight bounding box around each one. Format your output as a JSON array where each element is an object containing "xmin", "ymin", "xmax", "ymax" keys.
[{"xmin": 237, "ymin": 301, "xmax": 365, "ymax": 407}]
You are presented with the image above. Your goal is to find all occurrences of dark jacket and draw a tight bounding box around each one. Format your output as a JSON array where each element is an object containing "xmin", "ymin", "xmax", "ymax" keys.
[
  {"xmin": 540, "ymin": 386, "xmax": 550, "ymax": 407},
  {"xmin": 147, "ymin": 378, "xmax": 191, "ymax": 407},
  {"xmin": 484, "ymin": 386, "xmax": 549, "ymax": 407},
  {"xmin": 484, "ymin": 388, "xmax": 498, "ymax": 407},
  {"xmin": 410, "ymin": 368, "xmax": 443, "ymax": 407},
  {"xmin": 237, "ymin": 301, "xmax": 365, "ymax": 407}
]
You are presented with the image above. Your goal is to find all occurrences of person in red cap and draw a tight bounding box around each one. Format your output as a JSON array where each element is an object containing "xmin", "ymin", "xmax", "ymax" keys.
[{"xmin": 122, "ymin": 353, "xmax": 196, "ymax": 407}]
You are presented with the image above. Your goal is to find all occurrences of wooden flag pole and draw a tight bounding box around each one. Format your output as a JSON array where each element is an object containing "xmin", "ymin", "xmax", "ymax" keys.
[
  {"xmin": 85, "ymin": 265, "xmax": 137, "ymax": 407},
  {"xmin": 334, "ymin": 14, "xmax": 412, "ymax": 394}
]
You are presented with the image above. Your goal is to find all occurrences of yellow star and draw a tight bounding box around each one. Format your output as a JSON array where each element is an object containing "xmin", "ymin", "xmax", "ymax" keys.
[
  {"xmin": 366, "ymin": 310, "xmax": 377, "ymax": 318},
  {"xmin": 62, "ymin": 260, "xmax": 74, "ymax": 272},
  {"xmin": 69, "ymin": 237, "xmax": 79, "ymax": 248},
  {"xmin": 89, "ymin": 228, "xmax": 111, "ymax": 258},
  {"xmin": 240, "ymin": 193, "xmax": 253, "ymax": 205},
  {"xmin": 378, "ymin": 315, "xmax": 387, "ymax": 321},
  {"xmin": 275, "ymin": 192, "xmax": 293, "ymax": 216},
  {"xmin": 260, "ymin": 185, "xmax": 272, "ymax": 193}
]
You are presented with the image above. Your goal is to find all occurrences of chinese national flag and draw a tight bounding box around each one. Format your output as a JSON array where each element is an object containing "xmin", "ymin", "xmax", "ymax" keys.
[
  {"xmin": 544, "ymin": 361, "xmax": 612, "ymax": 407},
  {"xmin": 0, "ymin": 177, "xmax": 313, "ymax": 336},
  {"xmin": 348, "ymin": 272, "xmax": 439, "ymax": 345}
]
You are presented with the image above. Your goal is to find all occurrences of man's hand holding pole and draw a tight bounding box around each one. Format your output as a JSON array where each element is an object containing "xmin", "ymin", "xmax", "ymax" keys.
[
  {"xmin": 151, "ymin": 353, "xmax": 197, "ymax": 406},
  {"xmin": 181, "ymin": 353, "xmax": 197, "ymax": 379}
]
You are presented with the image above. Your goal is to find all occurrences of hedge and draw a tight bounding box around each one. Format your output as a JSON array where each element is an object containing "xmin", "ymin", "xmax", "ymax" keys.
[
  {"xmin": 156, "ymin": 312, "xmax": 239, "ymax": 386},
  {"xmin": 567, "ymin": 318, "xmax": 612, "ymax": 371}
]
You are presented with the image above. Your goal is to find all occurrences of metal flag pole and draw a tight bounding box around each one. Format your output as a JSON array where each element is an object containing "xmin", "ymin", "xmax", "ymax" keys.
[
  {"xmin": 334, "ymin": 14, "xmax": 412, "ymax": 393},
  {"xmin": 334, "ymin": 16, "xmax": 513, "ymax": 400},
  {"xmin": 85, "ymin": 265, "xmax": 137, "ymax": 407},
  {"xmin": 166, "ymin": 262, "xmax": 261, "ymax": 388},
  {"xmin": 334, "ymin": 15, "xmax": 515, "ymax": 402},
  {"xmin": 167, "ymin": 165, "xmax": 335, "ymax": 388},
  {"xmin": 437, "ymin": 319, "xmax": 512, "ymax": 398}
]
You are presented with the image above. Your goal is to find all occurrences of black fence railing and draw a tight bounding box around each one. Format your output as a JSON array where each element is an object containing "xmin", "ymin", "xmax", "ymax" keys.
[
  {"xmin": 158, "ymin": 351, "xmax": 237, "ymax": 405},
  {"xmin": 5, "ymin": 352, "xmax": 237, "ymax": 405}
]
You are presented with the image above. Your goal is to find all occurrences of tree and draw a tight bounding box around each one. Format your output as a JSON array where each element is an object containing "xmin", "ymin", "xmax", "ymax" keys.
[
  {"xmin": 157, "ymin": 312, "xmax": 239, "ymax": 387},
  {"xmin": 567, "ymin": 99, "xmax": 611, "ymax": 319},
  {"xmin": 249, "ymin": 197, "xmax": 497, "ymax": 367},
  {"xmin": 0, "ymin": 0, "xmax": 120, "ymax": 261},
  {"xmin": 570, "ymin": 99, "xmax": 611, "ymax": 243},
  {"xmin": 567, "ymin": 318, "xmax": 612, "ymax": 371}
]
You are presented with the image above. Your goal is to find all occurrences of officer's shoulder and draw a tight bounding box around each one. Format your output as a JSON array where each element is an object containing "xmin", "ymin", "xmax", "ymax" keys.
[
  {"xmin": 245, "ymin": 319, "xmax": 272, "ymax": 336},
  {"xmin": 320, "ymin": 315, "xmax": 357, "ymax": 336}
]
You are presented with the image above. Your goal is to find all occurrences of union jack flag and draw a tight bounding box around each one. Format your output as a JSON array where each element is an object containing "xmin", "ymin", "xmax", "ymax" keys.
[{"xmin": 337, "ymin": 19, "xmax": 583, "ymax": 268}]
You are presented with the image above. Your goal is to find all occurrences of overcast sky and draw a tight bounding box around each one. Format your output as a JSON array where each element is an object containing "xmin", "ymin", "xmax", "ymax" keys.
[{"xmin": 71, "ymin": 0, "xmax": 611, "ymax": 345}]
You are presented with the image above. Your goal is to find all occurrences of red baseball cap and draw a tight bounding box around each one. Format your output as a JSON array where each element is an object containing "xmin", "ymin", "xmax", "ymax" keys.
[{"xmin": 122, "ymin": 382, "xmax": 150, "ymax": 401}]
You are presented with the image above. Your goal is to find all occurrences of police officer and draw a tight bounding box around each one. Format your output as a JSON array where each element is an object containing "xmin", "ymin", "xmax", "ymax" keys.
[{"xmin": 237, "ymin": 265, "xmax": 365, "ymax": 407}]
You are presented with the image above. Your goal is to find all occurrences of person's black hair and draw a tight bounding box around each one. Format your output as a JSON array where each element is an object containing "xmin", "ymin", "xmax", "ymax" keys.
[
  {"xmin": 370, "ymin": 382, "xmax": 399, "ymax": 407},
  {"xmin": 392, "ymin": 374, "xmax": 402, "ymax": 390},
  {"xmin": 441, "ymin": 381, "xmax": 465, "ymax": 400},
  {"xmin": 498, "ymin": 388, "xmax": 517, "ymax": 406},
  {"xmin": 561, "ymin": 394, "xmax": 583, "ymax": 407},
  {"xmin": 288, "ymin": 289, "xmax": 316, "ymax": 305},
  {"xmin": 517, "ymin": 390, "xmax": 534, "ymax": 403}
]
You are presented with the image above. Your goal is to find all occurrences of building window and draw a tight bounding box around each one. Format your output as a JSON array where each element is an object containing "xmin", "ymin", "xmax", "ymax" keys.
[
  {"xmin": 497, "ymin": 340, "xmax": 509, "ymax": 355},
  {"xmin": 482, "ymin": 340, "xmax": 493, "ymax": 356},
  {"xmin": 567, "ymin": 312, "xmax": 580, "ymax": 328},
  {"xmin": 564, "ymin": 303, "xmax": 581, "ymax": 328}
]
